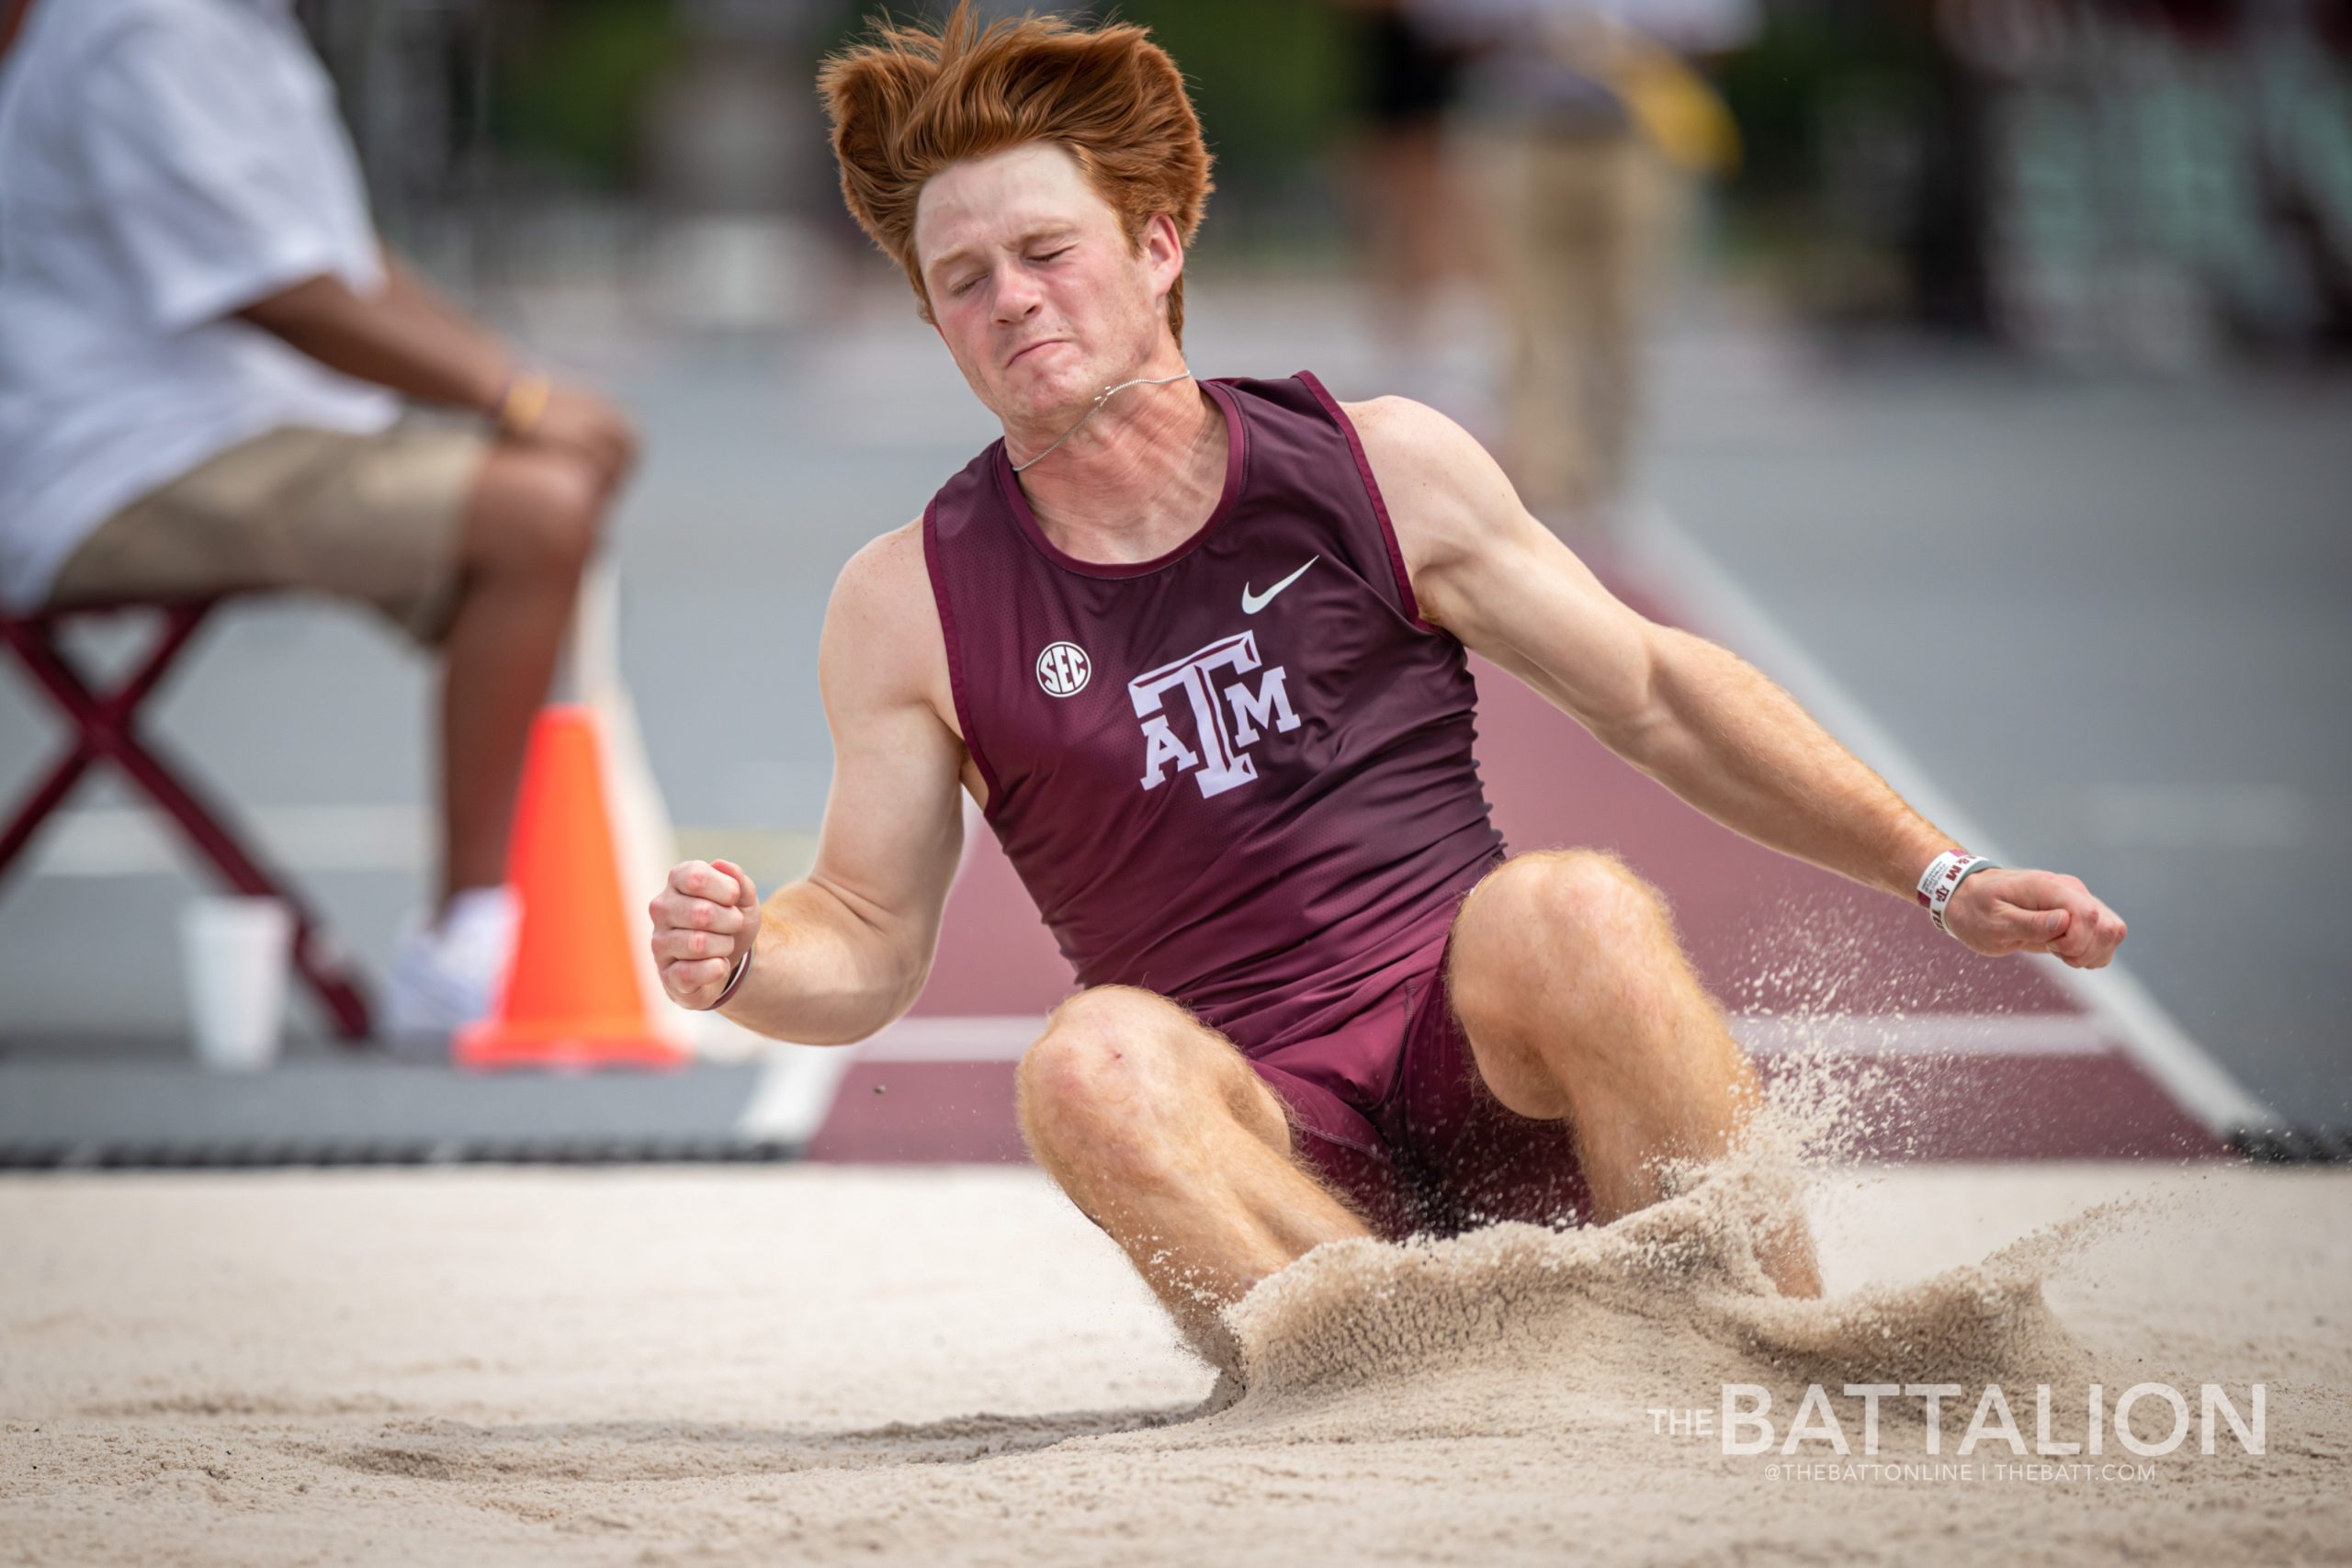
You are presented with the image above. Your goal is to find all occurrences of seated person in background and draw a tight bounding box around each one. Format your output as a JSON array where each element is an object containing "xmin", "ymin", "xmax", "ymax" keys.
[{"xmin": 0, "ymin": 0, "xmax": 638, "ymax": 1035}]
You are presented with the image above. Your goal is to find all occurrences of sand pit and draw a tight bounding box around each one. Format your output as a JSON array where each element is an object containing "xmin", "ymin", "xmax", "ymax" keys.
[{"xmin": 2, "ymin": 1161, "xmax": 2347, "ymax": 1566}]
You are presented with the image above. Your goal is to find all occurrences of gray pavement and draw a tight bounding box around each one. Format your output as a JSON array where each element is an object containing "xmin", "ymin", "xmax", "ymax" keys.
[
  {"xmin": 0, "ymin": 1037, "xmax": 770, "ymax": 1168},
  {"xmin": 1, "ymin": 276, "xmax": 2342, "ymax": 1124}
]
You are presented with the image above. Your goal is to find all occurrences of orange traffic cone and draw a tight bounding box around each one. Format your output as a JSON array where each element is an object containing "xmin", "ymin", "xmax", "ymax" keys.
[{"xmin": 455, "ymin": 705, "xmax": 689, "ymax": 1070}]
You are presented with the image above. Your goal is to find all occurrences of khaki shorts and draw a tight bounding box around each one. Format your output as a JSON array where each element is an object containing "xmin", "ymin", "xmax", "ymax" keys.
[{"xmin": 48, "ymin": 422, "xmax": 490, "ymax": 646}]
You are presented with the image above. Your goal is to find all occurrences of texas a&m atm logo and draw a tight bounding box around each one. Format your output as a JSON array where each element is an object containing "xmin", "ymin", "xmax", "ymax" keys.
[{"xmin": 1127, "ymin": 630, "xmax": 1300, "ymax": 798}]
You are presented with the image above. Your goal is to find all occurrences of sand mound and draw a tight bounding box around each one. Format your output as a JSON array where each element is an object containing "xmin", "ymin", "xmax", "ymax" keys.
[
  {"xmin": 1081, "ymin": 1152, "xmax": 2120, "ymax": 1464},
  {"xmin": 1118, "ymin": 1044, "xmax": 2133, "ymax": 1458}
]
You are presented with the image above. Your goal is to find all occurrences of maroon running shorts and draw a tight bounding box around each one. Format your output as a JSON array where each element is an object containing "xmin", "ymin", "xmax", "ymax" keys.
[{"xmin": 1246, "ymin": 928, "xmax": 1592, "ymax": 1241}]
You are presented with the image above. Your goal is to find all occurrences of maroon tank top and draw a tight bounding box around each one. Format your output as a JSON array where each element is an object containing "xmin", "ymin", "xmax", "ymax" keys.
[{"xmin": 923, "ymin": 373, "xmax": 1507, "ymax": 1058}]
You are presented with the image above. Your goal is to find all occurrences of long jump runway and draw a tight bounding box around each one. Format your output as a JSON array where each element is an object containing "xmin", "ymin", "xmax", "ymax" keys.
[{"xmin": 6, "ymin": 552, "xmax": 2346, "ymax": 1567}]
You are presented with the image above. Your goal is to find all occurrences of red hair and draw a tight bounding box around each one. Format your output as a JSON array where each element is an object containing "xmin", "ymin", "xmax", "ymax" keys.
[{"xmin": 818, "ymin": 3, "xmax": 1214, "ymax": 343}]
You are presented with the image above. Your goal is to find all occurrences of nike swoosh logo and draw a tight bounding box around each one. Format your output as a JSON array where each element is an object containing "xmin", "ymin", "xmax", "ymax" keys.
[{"xmin": 1241, "ymin": 556, "xmax": 1319, "ymax": 615}]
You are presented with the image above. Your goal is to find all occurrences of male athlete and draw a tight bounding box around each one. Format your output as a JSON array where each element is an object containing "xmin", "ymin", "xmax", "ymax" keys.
[{"xmin": 650, "ymin": 6, "xmax": 2127, "ymax": 1371}]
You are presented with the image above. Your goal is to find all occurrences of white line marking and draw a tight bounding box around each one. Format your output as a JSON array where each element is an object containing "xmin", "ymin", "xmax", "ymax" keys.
[
  {"xmin": 855, "ymin": 1014, "xmax": 1046, "ymax": 1062},
  {"xmin": 1733, "ymin": 1012, "xmax": 2110, "ymax": 1057},
  {"xmin": 736, "ymin": 1043, "xmax": 860, "ymax": 1143},
  {"xmin": 26, "ymin": 804, "xmax": 428, "ymax": 877},
  {"xmin": 730, "ymin": 1015, "xmax": 1042, "ymax": 1141},
  {"xmin": 23, "ymin": 807, "xmax": 817, "ymax": 883},
  {"xmin": 1626, "ymin": 505, "xmax": 2276, "ymax": 1132}
]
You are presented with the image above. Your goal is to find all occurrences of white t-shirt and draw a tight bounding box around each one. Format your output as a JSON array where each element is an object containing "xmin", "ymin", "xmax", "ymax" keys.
[{"xmin": 0, "ymin": 0, "xmax": 398, "ymax": 612}]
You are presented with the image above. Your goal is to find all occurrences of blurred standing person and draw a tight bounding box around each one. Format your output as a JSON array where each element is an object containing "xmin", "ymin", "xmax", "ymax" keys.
[
  {"xmin": 1331, "ymin": 0, "xmax": 1487, "ymax": 378},
  {"xmin": 0, "ymin": 0, "xmax": 639, "ymax": 1037},
  {"xmin": 1436, "ymin": 0, "xmax": 1748, "ymax": 541}
]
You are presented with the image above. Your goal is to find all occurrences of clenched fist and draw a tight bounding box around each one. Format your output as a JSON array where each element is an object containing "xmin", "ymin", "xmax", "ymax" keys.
[
  {"xmin": 1945, "ymin": 867, "xmax": 2128, "ymax": 969},
  {"xmin": 650, "ymin": 858, "xmax": 761, "ymax": 1010}
]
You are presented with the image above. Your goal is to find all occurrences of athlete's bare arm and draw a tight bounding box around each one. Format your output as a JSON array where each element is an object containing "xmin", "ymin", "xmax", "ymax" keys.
[
  {"xmin": 1349, "ymin": 396, "xmax": 2128, "ymax": 970},
  {"xmin": 650, "ymin": 522, "xmax": 973, "ymax": 1042}
]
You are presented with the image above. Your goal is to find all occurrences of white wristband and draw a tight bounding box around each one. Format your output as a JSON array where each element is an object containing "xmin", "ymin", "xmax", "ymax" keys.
[{"xmin": 1916, "ymin": 851, "xmax": 1997, "ymax": 937}]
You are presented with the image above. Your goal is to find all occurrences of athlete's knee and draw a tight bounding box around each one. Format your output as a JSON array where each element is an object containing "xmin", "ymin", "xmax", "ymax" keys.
[
  {"xmin": 1462, "ymin": 849, "xmax": 1667, "ymax": 964},
  {"xmin": 1450, "ymin": 850, "xmax": 1679, "ymax": 1056},
  {"xmin": 1021, "ymin": 991, "xmax": 1250, "ymax": 1189},
  {"xmin": 1016, "ymin": 987, "xmax": 1203, "ymax": 1174}
]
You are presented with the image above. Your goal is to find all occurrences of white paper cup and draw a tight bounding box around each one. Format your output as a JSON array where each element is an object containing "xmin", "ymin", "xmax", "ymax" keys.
[{"xmin": 180, "ymin": 896, "xmax": 294, "ymax": 1071}]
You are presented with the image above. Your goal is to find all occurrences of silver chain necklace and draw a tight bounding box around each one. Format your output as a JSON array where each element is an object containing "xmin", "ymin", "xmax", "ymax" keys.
[{"xmin": 1008, "ymin": 367, "xmax": 1194, "ymax": 474}]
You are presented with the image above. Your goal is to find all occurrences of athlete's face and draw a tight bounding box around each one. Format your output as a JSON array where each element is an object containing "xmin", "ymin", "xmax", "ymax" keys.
[{"xmin": 913, "ymin": 142, "xmax": 1183, "ymax": 429}]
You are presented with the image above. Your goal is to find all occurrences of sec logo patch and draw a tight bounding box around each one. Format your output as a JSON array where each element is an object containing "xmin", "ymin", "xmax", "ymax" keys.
[{"xmin": 1035, "ymin": 641, "xmax": 1091, "ymax": 697}]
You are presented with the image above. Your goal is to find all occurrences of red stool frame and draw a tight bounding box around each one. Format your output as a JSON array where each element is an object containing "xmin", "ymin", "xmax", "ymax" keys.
[{"xmin": 0, "ymin": 597, "xmax": 374, "ymax": 1041}]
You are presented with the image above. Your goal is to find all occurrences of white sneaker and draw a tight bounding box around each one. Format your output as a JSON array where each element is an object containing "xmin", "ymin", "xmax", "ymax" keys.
[{"xmin": 381, "ymin": 886, "xmax": 518, "ymax": 1044}]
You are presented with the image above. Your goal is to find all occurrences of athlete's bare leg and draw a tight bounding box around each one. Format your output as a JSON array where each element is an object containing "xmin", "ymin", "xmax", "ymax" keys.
[
  {"xmin": 1445, "ymin": 849, "xmax": 1825, "ymax": 1298},
  {"xmin": 1015, "ymin": 986, "xmax": 1372, "ymax": 1370}
]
